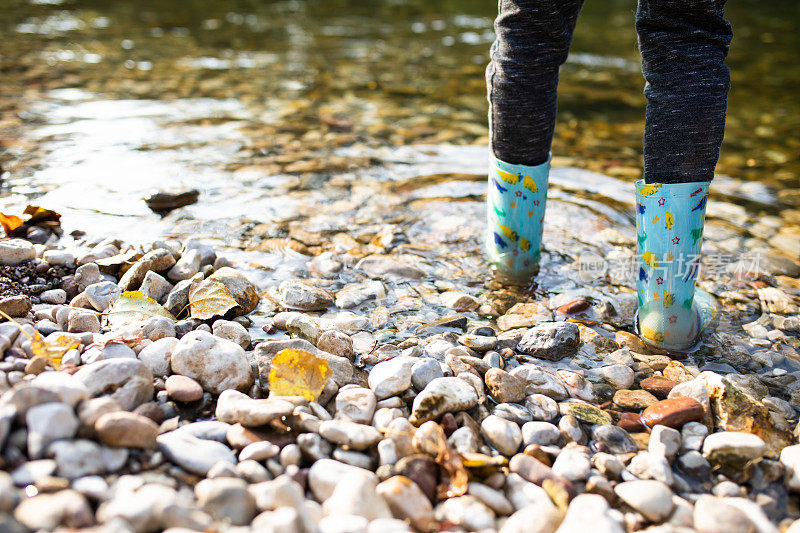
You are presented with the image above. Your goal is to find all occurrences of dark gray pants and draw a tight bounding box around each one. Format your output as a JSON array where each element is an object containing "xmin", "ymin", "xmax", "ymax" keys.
[{"xmin": 486, "ymin": 0, "xmax": 732, "ymax": 183}]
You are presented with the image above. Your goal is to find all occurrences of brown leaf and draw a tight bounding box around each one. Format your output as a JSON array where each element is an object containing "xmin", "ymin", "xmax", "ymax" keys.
[
  {"xmin": 188, "ymin": 278, "xmax": 240, "ymax": 320},
  {"xmin": 0, "ymin": 213, "xmax": 23, "ymax": 235}
]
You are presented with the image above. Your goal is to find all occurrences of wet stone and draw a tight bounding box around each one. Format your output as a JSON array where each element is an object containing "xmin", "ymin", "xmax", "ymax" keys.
[
  {"xmin": 559, "ymin": 401, "xmax": 612, "ymax": 426},
  {"xmin": 517, "ymin": 322, "xmax": 580, "ymax": 361},
  {"xmin": 481, "ymin": 414, "xmax": 522, "ymax": 456},
  {"xmin": 640, "ymin": 377, "xmax": 679, "ymax": 398},
  {"xmin": 614, "ymin": 389, "xmax": 658, "ymax": 410},
  {"xmin": 484, "ymin": 367, "xmax": 526, "ymax": 404},
  {"xmin": 410, "ymin": 377, "xmax": 478, "ymax": 426},
  {"xmin": 642, "ymin": 397, "xmax": 705, "ymax": 429},
  {"xmin": 591, "ymin": 424, "xmax": 638, "ymax": 455}
]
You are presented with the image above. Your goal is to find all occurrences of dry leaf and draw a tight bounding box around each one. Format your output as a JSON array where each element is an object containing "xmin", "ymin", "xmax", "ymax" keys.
[
  {"xmin": 268, "ymin": 348, "xmax": 331, "ymax": 401},
  {"xmin": 188, "ymin": 278, "xmax": 239, "ymax": 320},
  {"xmin": 31, "ymin": 332, "xmax": 80, "ymax": 370},
  {"xmin": 107, "ymin": 291, "xmax": 175, "ymax": 328},
  {"xmin": 0, "ymin": 213, "xmax": 23, "ymax": 235},
  {"xmin": 412, "ymin": 421, "xmax": 469, "ymax": 499}
]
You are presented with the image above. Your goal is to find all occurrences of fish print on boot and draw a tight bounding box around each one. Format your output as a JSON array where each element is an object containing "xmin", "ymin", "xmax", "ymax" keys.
[
  {"xmin": 635, "ymin": 179, "xmax": 716, "ymax": 351},
  {"xmin": 486, "ymin": 156, "xmax": 549, "ymax": 279}
]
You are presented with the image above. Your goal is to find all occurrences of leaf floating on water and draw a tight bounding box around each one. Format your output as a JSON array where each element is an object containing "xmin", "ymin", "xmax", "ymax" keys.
[
  {"xmin": 268, "ymin": 348, "xmax": 331, "ymax": 401},
  {"xmin": 107, "ymin": 291, "xmax": 175, "ymax": 328},
  {"xmin": 188, "ymin": 278, "xmax": 240, "ymax": 320},
  {"xmin": 30, "ymin": 332, "xmax": 80, "ymax": 370}
]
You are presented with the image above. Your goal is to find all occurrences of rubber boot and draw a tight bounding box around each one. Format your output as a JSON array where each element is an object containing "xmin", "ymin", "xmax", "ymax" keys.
[
  {"xmin": 635, "ymin": 179, "xmax": 716, "ymax": 351},
  {"xmin": 486, "ymin": 156, "xmax": 550, "ymax": 279}
]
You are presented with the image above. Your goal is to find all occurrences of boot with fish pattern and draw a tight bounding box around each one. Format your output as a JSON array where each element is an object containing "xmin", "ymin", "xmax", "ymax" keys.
[
  {"xmin": 635, "ymin": 179, "xmax": 716, "ymax": 351},
  {"xmin": 486, "ymin": 156, "xmax": 549, "ymax": 279}
]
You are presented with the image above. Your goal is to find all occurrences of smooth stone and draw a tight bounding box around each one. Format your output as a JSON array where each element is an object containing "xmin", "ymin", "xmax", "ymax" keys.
[
  {"xmin": 118, "ymin": 249, "xmax": 177, "ymax": 291},
  {"xmin": 780, "ymin": 444, "xmax": 800, "ymax": 492},
  {"xmin": 157, "ymin": 431, "xmax": 236, "ymax": 476},
  {"xmin": 494, "ymin": 403, "xmax": 533, "ymax": 425},
  {"xmin": 614, "ymin": 480, "xmax": 675, "ymax": 522},
  {"xmin": 170, "ymin": 330, "xmax": 253, "ymax": 394},
  {"xmin": 649, "ymin": 425, "xmax": 682, "ymax": 461},
  {"xmin": 641, "ymin": 397, "xmax": 705, "ymax": 429},
  {"xmin": 376, "ymin": 475, "xmax": 435, "ymax": 532},
  {"xmin": 614, "ymin": 389, "xmax": 658, "ymax": 410},
  {"xmin": 40, "ymin": 289, "xmax": 67, "ymax": 305},
  {"xmin": 255, "ymin": 338, "xmax": 363, "ymax": 388},
  {"xmin": 703, "ymin": 431, "xmax": 766, "ymax": 476},
  {"xmin": 81, "ymin": 341, "xmax": 136, "ymax": 364},
  {"xmin": 13, "ymin": 490, "xmax": 93, "ymax": 530},
  {"xmin": 316, "ymin": 330, "xmax": 355, "ymax": 361},
  {"xmin": 369, "ymin": 356, "xmax": 416, "ymax": 400},
  {"xmin": 95, "ymin": 411, "xmax": 159, "ymax": 449},
  {"xmin": 67, "ymin": 309, "xmax": 100, "ymax": 333},
  {"xmin": 168, "ymin": 249, "xmax": 202, "ymax": 282},
  {"xmin": 308, "ymin": 458, "xmax": 375, "ymax": 502},
  {"xmin": 598, "ymin": 364, "xmax": 634, "ymax": 389},
  {"xmin": 240, "ymin": 441, "xmax": 280, "ymax": 462},
  {"xmin": 30, "ymin": 372, "xmax": 89, "ymax": 407},
  {"xmin": 335, "ymin": 387, "xmax": 377, "ymax": 424},
  {"xmin": 195, "ymin": 477, "xmax": 256, "ymax": 526},
  {"xmin": 522, "ymin": 421, "xmax": 561, "ymax": 447},
  {"xmin": 509, "ymin": 454, "xmax": 575, "ymax": 499},
  {"xmin": 322, "ymin": 471, "xmax": 392, "ymax": 520},
  {"xmin": 485, "ymin": 367, "xmax": 526, "ymax": 404},
  {"xmin": 215, "ymin": 390, "xmax": 295, "ymax": 426},
  {"xmin": 481, "ymin": 415, "xmax": 522, "ymax": 456},
  {"xmin": 11, "ymin": 459, "xmax": 57, "ymax": 486},
  {"xmin": 525, "ymin": 394, "xmax": 559, "ymax": 422},
  {"xmin": 411, "ymin": 358, "xmax": 444, "ymax": 390},
  {"xmin": 26, "ymin": 402, "xmax": 79, "ymax": 459},
  {"xmin": 137, "ymin": 336, "xmax": 178, "ymax": 376},
  {"xmin": 212, "ymin": 319, "xmax": 250, "ymax": 349},
  {"xmin": 409, "ymin": 377, "xmax": 478, "ymax": 426},
  {"xmin": 554, "ymin": 494, "xmax": 624, "ymax": 533},
  {"xmin": 591, "ymin": 425, "xmax": 638, "ymax": 454},
  {"xmin": 74, "ymin": 358, "xmax": 154, "ymax": 410},
  {"xmin": 139, "ymin": 271, "xmax": 173, "ymax": 303},
  {"xmin": 0, "ymin": 239, "xmax": 36, "ymax": 265},
  {"xmin": 165, "ymin": 374, "xmax": 204, "ymax": 403},
  {"xmin": 318, "ymin": 420, "xmax": 382, "ymax": 450},
  {"xmin": 84, "ymin": 281, "xmax": 121, "ymax": 312},
  {"xmin": 510, "ymin": 366, "xmax": 568, "ymax": 400},
  {"xmin": 500, "ymin": 500, "xmax": 563, "ymax": 533},
  {"xmin": 49, "ymin": 439, "xmax": 128, "ymax": 479},
  {"xmin": 0, "ymin": 295, "xmax": 31, "ymax": 318},
  {"xmin": 640, "ymin": 377, "xmax": 679, "ymax": 398},
  {"xmin": 278, "ymin": 280, "xmax": 334, "ymax": 311},
  {"xmin": 627, "ymin": 452, "xmax": 674, "ymax": 485},
  {"xmin": 693, "ymin": 495, "xmax": 756, "ymax": 533},
  {"xmin": 552, "ymin": 446, "xmax": 591, "ymax": 482}
]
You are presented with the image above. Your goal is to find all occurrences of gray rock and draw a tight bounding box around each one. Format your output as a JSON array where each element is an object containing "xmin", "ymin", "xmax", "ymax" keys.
[
  {"xmin": 137, "ymin": 337, "xmax": 178, "ymax": 376},
  {"xmin": 649, "ymin": 425, "xmax": 682, "ymax": 462},
  {"xmin": 195, "ymin": 477, "xmax": 256, "ymax": 526},
  {"xmin": 170, "ymin": 330, "xmax": 253, "ymax": 394},
  {"xmin": 74, "ymin": 263, "xmax": 102, "ymax": 292},
  {"xmin": 435, "ymin": 495, "xmax": 496, "ymax": 531},
  {"xmin": 410, "ymin": 376, "xmax": 479, "ymax": 425},
  {"xmin": 96, "ymin": 482, "xmax": 179, "ymax": 532},
  {"xmin": 164, "ymin": 277, "xmax": 195, "ymax": 316},
  {"xmin": 26, "ymin": 402, "xmax": 79, "ymax": 458},
  {"xmin": 335, "ymin": 387, "xmax": 377, "ymax": 424},
  {"xmin": 118, "ymin": 249, "xmax": 177, "ymax": 291},
  {"xmin": 517, "ymin": 322, "xmax": 580, "ymax": 361},
  {"xmin": 552, "ymin": 446, "xmax": 591, "ymax": 482},
  {"xmin": 49, "ymin": 439, "xmax": 128, "ymax": 479},
  {"xmin": 614, "ymin": 480, "xmax": 675, "ymax": 522},
  {"xmin": 0, "ymin": 239, "xmax": 35, "ymax": 265},
  {"xmin": 522, "ymin": 421, "xmax": 561, "ymax": 446},
  {"xmin": 212, "ymin": 319, "xmax": 250, "ymax": 349},
  {"xmin": 40, "ymin": 289, "xmax": 67, "ymax": 304},
  {"xmin": 481, "ymin": 414, "xmax": 522, "ymax": 456},
  {"xmin": 693, "ymin": 495, "xmax": 756, "ymax": 533},
  {"xmin": 138, "ymin": 271, "xmax": 173, "ymax": 303},
  {"xmin": 308, "ymin": 458, "xmax": 376, "ymax": 502},
  {"xmin": 67, "ymin": 309, "xmax": 101, "ymax": 333},
  {"xmin": 85, "ymin": 281, "xmax": 121, "ymax": 312},
  {"xmin": 30, "ymin": 371, "xmax": 89, "ymax": 407},
  {"xmin": 411, "ymin": 357, "xmax": 444, "ymax": 390},
  {"xmin": 13, "ymin": 489, "xmax": 93, "ymax": 530},
  {"xmin": 525, "ymin": 394, "xmax": 559, "ymax": 422},
  {"xmin": 11, "ymin": 459, "xmax": 57, "ymax": 486},
  {"xmin": 681, "ymin": 421, "xmax": 709, "ymax": 452},
  {"xmin": 591, "ymin": 425, "xmax": 638, "ymax": 455},
  {"xmin": 322, "ymin": 471, "xmax": 392, "ymax": 520},
  {"xmin": 74, "ymin": 358, "xmax": 154, "ymax": 410},
  {"xmin": 81, "ymin": 341, "xmax": 136, "ymax": 365},
  {"xmin": 500, "ymin": 500, "xmax": 563, "ymax": 533},
  {"xmin": 141, "ymin": 316, "xmax": 176, "ymax": 340},
  {"xmin": 168, "ymin": 249, "xmax": 202, "ymax": 282},
  {"xmin": 555, "ymin": 494, "xmax": 625, "ymax": 533},
  {"xmin": 158, "ymin": 431, "xmax": 236, "ymax": 475},
  {"xmin": 369, "ymin": 356, "xmax": 416, "ymax": 400},
  {"xmin": 278, "ymin": 280, "xmax": 334, "ymax": 310},
  {"xmin": 318, "ymin": 420, "xmax": 382, "ymax": 450}
]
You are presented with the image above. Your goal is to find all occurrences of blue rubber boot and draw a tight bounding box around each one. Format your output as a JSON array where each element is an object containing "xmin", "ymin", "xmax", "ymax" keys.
[
  {"xmin": 486, "ymin": 156, "xmax": 550, "ymax": 279},
  {"xmin": 635, "ymin": 179, "xmax": 717, "ymax": 351}
]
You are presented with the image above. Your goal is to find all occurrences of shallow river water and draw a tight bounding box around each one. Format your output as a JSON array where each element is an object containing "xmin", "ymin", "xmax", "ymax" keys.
[{"xmin": 0, "ymin": 0, "xmax": 798, "ymax": 383}]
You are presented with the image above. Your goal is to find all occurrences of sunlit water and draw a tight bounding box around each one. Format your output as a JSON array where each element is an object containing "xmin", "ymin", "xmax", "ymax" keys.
[{"xmin": 0, "ymin": 0, "xmax": 798, "ymax": 388}]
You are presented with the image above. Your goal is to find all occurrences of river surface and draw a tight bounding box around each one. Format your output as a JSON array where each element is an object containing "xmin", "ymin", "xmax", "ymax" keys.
[{"xmin": 0, "ymin": 0, "xmax": 798, "ymax": 381}]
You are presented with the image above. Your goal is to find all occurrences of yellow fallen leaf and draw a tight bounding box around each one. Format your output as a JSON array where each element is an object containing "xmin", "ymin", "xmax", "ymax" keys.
[
  {"xmin": 188, "ymin": 278, "xmax": 239, "ymax": 320},
  {"xmin": 107, "ymin": 291, "xmax": 175, "ymax": 328},
  {"xmin": 31, "ymin": 332, "xmax": 80, "ymax": 370},
  {"xmin": 268, "ymin": 348, "xmax": 331, "ymax": 401}
]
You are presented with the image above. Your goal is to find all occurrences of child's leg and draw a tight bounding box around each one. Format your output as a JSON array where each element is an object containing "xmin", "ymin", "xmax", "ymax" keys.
[
  {"xmin": 487, "ymin": 0, "xmax": 585, "ymax": 166},
  {"xmin": 634, "ymin": 0, "xmax": 732, "ymax": 350},
  {"xmin": 636, "ymin": 0, "xmax": 733, "ymax": 184},
  {"xmin": 486, "ymin": 0, "xmax": 584, "ymax": 277}
]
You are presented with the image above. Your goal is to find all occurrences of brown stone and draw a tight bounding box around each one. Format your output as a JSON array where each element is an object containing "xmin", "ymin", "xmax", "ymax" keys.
[
  {"xmin": 557, "ymin": 300, "xmax": 590, "ymax": 315},
  {"xmin": 165, "ymin": 374, "xmax": 203, "ymax": 403},
  {"xmin": 641, "ymin": 397, "xmax": 705, "ymax": 429},
  {"xmin": 394, "ymin": 454, "xmax": 438, "ymax": 503},
  {"xmin": 613, "ymin": 389, "xmax": 658, "ymax": 411},
  {"xmin": 509, "ymin": 453, "xmax": 575, "ymax": 499},
  {"xmin": 617, "ymin": 412, "xmax": 647, "ymax": 433},
  {"xmin": 25, "ymin": 356, "xmax": 47, "ymax": 375},
  {"xmin": 0, "ymin": 294, "xmax": 31, "ymax": 318},
  {"xmin": 484, "ymin": 367, "xmax": 526, "ymax": 404},
  {"xmin": 640, "ymin": 377, "xmax": 679, "ymax": 399},
  {"xmin": 95, "ymin": 412, "xmax": 159, "ymax": 449},
  {"xmin": 133, "ymin": 402, "xmax": 164, "ymax": 424}
]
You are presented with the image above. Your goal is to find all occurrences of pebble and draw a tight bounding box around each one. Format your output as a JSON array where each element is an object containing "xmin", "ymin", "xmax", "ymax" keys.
[
  {"xmin": 195, "ymin": 477, "xmax": 256, "ymax": 526},
  {"xmin": 317, "ymin": 329, "xmax": 355, "ymax": 360},
  {"xmin": 49, "ymin": 439, "xmax": 128, "ymax": 479},
  {"xmin": 614, "ymin": 480, "xmax": 675, "ymax": 522},
  {"xmin": 703, "ymin": 431, "xmax": 766, "ymax": 473},
  {"xmin": 118, "ymin": 249, "xmax": 177, "ymax": 291},
  {"xmin": 591, "ymin": 424, "xmax": 638, "ymax": 454},
  {"xmin": 318, "ymin": 420, "xmax": 382, "ymax": 450},
  {"xmin": 26, "ymin": 402, "xmax": 79, "ymax": 458},
  {"xmin": 40, "ymin": 288, "xmax": 67, "ymax": 304},
  {"xmin": 323, "ymin": 471, "xmax": 392, "ymax": 520},
  {"xmin": 484, "ymin": 367, "xmax": 526, "ymax": 403},
  {"xmin": 0, "ymin": 239, "xmax": 36, "ymax": 264},
  {"xmin": 614, "ymin": 389, "xmax": 658, "ymax": 410},
  {"xmin": 84, "ymin": 281, "xmax": 121, "ymax": 312},
  {"xmin": 598, "ymin": 364, "xmax": 634, "ymax": 389},
  {"xmin": 522, "ymin": 421, "xmax": 561, "ymax": 446},
  {"xmin": 411, "ymin": 358, "xmax": 444, "ymax": 390},
  {"xmin": 640, "ymin": 377, "xmax": 679, "ymax": 398},
  {"xmin": 436, "ymin": 495, "xmax": 496, "ymax": 531},
  {"xmin": 780, "ymin": 444, "xmax": 800, "ymax": 491},
  {"xmin": 165, "ymin": 374, "xmax": 204, "ymax": 402},
  {"xmin": 368, "ymin": 356, "xmax": 416, "ymax": 400},
  {"xmin": 0, "ymin": 295, "xmax": 31, "ymax": 317},
  {"xmin": 212, "ymin": 319, "xmax": 250, "ymax": 349},
  {"xmin": 681, "ymin": 421, "xmax": 709, "ymax": 452},
  {"xmin": 693, "ymin": 495, "xmax": 756, "ymax": 533},
  {"xmin": 481, "ymin": 415, "xmax": 522, "ymax": 456},
  {"xmin": 641, "ymin": 397, "xmax": 705, "ymax": 429},
  {"xmin": 31, "ymin": 371, "xmax": 89, "ymax": 407},
  {"xmin": 157, "ymin": 431, "xmax": 236, "ymax": 476},
  {"xmin": 13, "ymin": 490, "xmax": 93, "ymax": 530},
  {"xmin": 649, "ymin": 425, "xmax": 682, "ymax": 461},
  {"xmin": 74, "ymin": 358, "xmax": 154, "ymax": 410},
  {"xmin": 517, "ymin": 322, "xmax": 580, "ymax": 361},
  {"xmin": 335, "ymin": 387, "xmax": 377, "ymax": 424},
  {"xmin": 278, "ymin": 280, "xmax": 334, "ymax": 310},
  {"xmin": 137, "ymin": 336, "xmax": 178, "ymax": 376},
  {"xmin": 168, "ymin": 249, "xmax": 202, "ymax": 282},
  {"xmin": 556, "ymin": 493, "xmax": 624, "ymax": 533},
  {"xmin": 409, "ymin": 377, "xmax": 478, "ymax": 425},
  {"xmin": 240, "ymin": 441, "xmax": 280, "ymax": 462},
  {"xmin": 139, "ymin": 271, "xmax": 173, "ymax": 303},
  {"xmin": 552, "ymin": 446, "xmax": 591, "ymax": 481},
  {"xmin": 170, "ymin": 330, "xmax": 253, "ymax": 394},
  {"xmin": 95, "ymin": 411, "xmax": 159, "ymax": 449}
]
